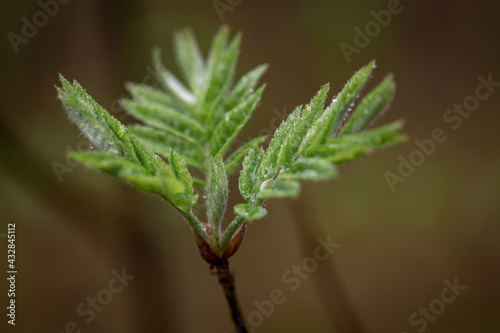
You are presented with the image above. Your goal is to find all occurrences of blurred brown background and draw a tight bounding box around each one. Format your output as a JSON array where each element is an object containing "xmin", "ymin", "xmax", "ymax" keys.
[{"xmin": 1, "ymin": 0, "xmax": 499, "ymax": 332}]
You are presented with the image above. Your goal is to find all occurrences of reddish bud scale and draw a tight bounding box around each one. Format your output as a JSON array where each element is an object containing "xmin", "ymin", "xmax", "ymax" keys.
[
  {"xmin": 221, "ymin": 223, "xmax": 246, "ymax": 260},
  {"xmin": 193, "ymin": 223, "xmax": 247, "ymax": 265}
]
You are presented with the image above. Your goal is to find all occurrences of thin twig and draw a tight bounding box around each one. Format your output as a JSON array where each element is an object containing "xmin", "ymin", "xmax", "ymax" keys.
[
  {"xmin": 212, "ymin": 260, "xmax": 248, "ymax": 333},
  {"xmin": 288, "ymin": 190, "xmax": 365, "ymax": 333}
]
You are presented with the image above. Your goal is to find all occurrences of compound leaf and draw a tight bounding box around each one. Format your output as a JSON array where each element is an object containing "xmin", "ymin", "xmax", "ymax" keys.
[
  {"xmin": 58, "ymin": 76, "xmax": 162, "ymax": 173},
  {"xmin": 58, "ymin": 76, "xmax": 197, "ymax": 213}
]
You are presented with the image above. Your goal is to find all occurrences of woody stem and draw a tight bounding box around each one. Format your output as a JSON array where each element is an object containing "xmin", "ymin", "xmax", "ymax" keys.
[{"xmin": 212, "ymin": 260, "xmax": 248, "ymax": 333}]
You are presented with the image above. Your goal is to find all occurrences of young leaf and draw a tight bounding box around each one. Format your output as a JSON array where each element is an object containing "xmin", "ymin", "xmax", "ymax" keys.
[
  {"xmin": 341, "ymin": 74, "xmax": 396, "ymax": 134},
  {"xmin": 280, "ymin": 158, "xmax": 337, "ymax": 181},
  {"xmin": 121, "ymin": 99, "xmax": 206, "ymax": 141},
  {"xmin": 224, "ymin": 135, "xmax": 267, "ymax": 175},
  {"xmin": 152, "ymin": 48, "xmax": 197, "ymax": 112},
  {"xmin": 58, "ymin": 75, "xmax": 199, "ymax": 213},
  {"xmin": 307, "ymin": 143, "xmax": 371, "ymax": 164},
  {"xmin": 202, "ymin": 27, "xmax": 241, "ymax": 119},
  {"xmin": 208, "ymin": 64, "xmax": 267, "ymax": 134},
  {"xmin": 306, "ymin": 61, "xmax": 375, "ymax": 147},
  {"xmin": 125, "ymin": 82, "xmax": 176, "ymax": 109},
  {"xmin": 159, "ymin": 176, "xmax": 198, "ymax": 214},
  {"xmin": 234, "ymin": 203, "xmax": 267, "ymax": 221},
  {"xmin": 259, "ymin": 106, "xmax": 302, "ymax": 181},
  {"xmin": 258, "ymin": 178, "xmax": 300, "ymax": 199},
  {"xmin": 173, "ymin": 28, "xmax": 205, "ymax": 94},
  {"xmin": 239, "ymin": 146, "xmax": 264, "ymax": 202},
  {"xmin": 278, "ymin": 84, "xmax": 329, "ymax": 169},
  {"xmin": 332, "ymin": 120, "xmax": 405, "ymax": 147},
  {"xmin": 224, "ymin": 64, "xmax": 268, "ymax": 111},
  {"xmin": 208, "ymin": 155, "xmax": 229, "ymax": 233},
  {"xmin": 306, "ymin": 121, "xmax": 406, "ymax": 163},
  {"xmin": 209, "ymin": 86, "xmax": 265, "ymax": 157},
  {"xmin": 203, "ymin": 26, "xmax": 230, "ymax": 95},
  {"xmin": 169, "ymin": 149, "xmax": 194, "ymax": 198},
  {"xmin": 68, "ymin": 151, "xmax": 172, "ymax": 196},
  {"xmin": 128, "ymin": 125, "xmax": 206, "ymax": 169},
  {"xmin": 58, "ymin": 75, "xmax": 162, "ymax": 173}
]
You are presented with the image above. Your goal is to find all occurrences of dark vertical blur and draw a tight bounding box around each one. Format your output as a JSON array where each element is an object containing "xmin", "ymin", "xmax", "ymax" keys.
[{"xmin": 0, "ymin": 0, "xmax": 499, "ymax": 332}]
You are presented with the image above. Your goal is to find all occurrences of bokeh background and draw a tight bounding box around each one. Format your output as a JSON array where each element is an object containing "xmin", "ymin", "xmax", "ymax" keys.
[{"xmin": 1, "ymin": 0, "xmax": 499, "ymax": 332}]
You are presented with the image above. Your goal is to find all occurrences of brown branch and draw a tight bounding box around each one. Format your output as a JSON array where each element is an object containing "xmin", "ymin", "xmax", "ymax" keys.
[{"xmin": 212, "ymin": 261, "xmax": 248, "ymax": 333}]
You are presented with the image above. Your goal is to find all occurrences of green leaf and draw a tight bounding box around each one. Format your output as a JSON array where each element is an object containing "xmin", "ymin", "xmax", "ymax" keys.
[
  {"xmin": 306, "ymin": 121, "xmax": 406, "ymax": 163},
  {"xmin": 258, "ymin": 178, "xmax": 300, "ymax": 198},
  {"xmin": 58, "ymin": 78, "xmax": 123, "ymax": 155},
  {"xmin": 58, "ymin": 75, "xmax": 199, "ymax": 213},
  {"xmin": 341, "ymin": 74, "xmax": 396, "ymax": 134},
  {"xmin": 224, "ymin": 135, "xmax": 267, "ymax": 175},
  {"xmin": 307, "ymin": 61, "xmax": 375, "ymax": 146},
  {"xmin": 237, "ymin": 87, "xmax": 334, "ymax": 201},
  {"xmin": 210, "ymin": 86, "xmax": 264, "ymax": 157},
  {"xmin": 128, "ymin": 125, "xmax": 205, "ymax": 169},
  {"xmin": 234, "ymin": 203, "xmax": 267, "ymax": 221},
  {"xmin": 310, "ymin": 144, "xmax": 371, "ymax": 164},
  {"xmin": 121, "ymin": 99, "xmax": 206, "ymax": 141},
  {"xmin": 278, "ymin": 84, "xmax": 330, "ymax": 169},
  {"xmin": 159, "ymin": 176, "xmax": 198, "ymax": 213},
  {"xmin": 173, "ymin": 28, "xmax": 205, "ymax": 94},
  {"xmin": 334, "ymin": 120, "xmax": 405, "ymax": 146},
  {"xmin": 224, "ymin": 64, "xmax": 268, "ymax": 111},
  {"xmin": 152, "ymin": 47, "xmax": 197, "ymax": 112},
  {"xmin": 58, "ymin": 76, "xmax": 163, "ymax": 173},
  {"xmin": 280, "ymin": 158, "xmax": 337, "ymax": 181},
  {"xmin": 69, "ymin": 151, "xmax": 158, "ymax": 191},
  {"xmin": 206, "ymin": 63, "xmax": 267, "ymax": 135},
  {"xmin": 69, "ymin": 151, "xmax": 186, "ymax": 200},
  {"xmin": 239, "ymin": 146, "xmax": 264, "ymax": 202},
  {"xmin": 167, "ymin": 149, "xmax": 197, "ymax": 212},
  {"xmin": 125, "ymin": 82, "xmax": 176, "ymax": 109},
  {"xmin": 169, "ymin": 150, "xmax": 194, "ymax": 197},
  {"xmin": 208, "ymin": 155, "xmax": 229, "ymax": 233},
  {"xmin": 202, "ymin": 27, "xmax": 241, "ymax": 119},
  {"xmin": 259, "ymin": 106, "xmax": 302, "ymax": 181}
]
